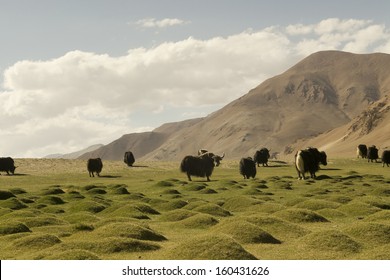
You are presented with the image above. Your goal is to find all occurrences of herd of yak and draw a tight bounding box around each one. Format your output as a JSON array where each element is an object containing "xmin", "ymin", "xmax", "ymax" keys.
[{"xmin": 0, "ymin": 145, "xmax": 389, "ymax": 181}]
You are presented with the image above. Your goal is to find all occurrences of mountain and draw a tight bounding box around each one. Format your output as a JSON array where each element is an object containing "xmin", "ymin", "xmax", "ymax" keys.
[
  {"xmin": 44, "ymin": 144, "xmax": 104, "ymax": 159},
  {"xmin": 79, "ymin": 51, "xmax": 390, "ymax": 161}
]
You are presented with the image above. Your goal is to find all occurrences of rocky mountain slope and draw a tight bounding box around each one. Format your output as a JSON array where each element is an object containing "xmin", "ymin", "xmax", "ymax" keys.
[{"xmin": 79, "ymin": 51, "xmax": 390, "ymax": 161}]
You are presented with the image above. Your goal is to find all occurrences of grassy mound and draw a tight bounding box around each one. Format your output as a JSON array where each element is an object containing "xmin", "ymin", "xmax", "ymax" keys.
[
  {"xmin": 63, "ymin": 213, "xmax": 100, "ymax": 224},
  {"xmin": 0, "ymin": 198, "xmax": 28, "ymax": 210},
  {"xmin": 178, "ymin": 213, "xmax": 219, "ymax": 228},
  {"xmin": 158, "ymin": 209, "xmax": 197, "ymax": 222},
  {"xmin": 164, "ymin": 234, "xmax": 257, "ymax": 260},
  {"xmin": 192, "ymin": 203, "xmax": 231, "ymax": 217},
  {"xmin": 0, "ymin": 190, "xmax": 16, "ymax": 200},
  {"xmin": 294, "ymin": 199, "xmax": 340, "ymax": 211},
  {"xmin": 37, "ymin": 196, "xmax": 66, "ymax": 205},
  {"xmin": 8, "ymin": 188, "xmax": 27, "ymax": 195},
  {"xmin": 151, "ymin": 199, "xmax": 188, "ymax": 211},
  {"xmin": 185, "ymin": 183, "xmax": 207, "ymax": 191},
  {"xmin": 366, "ymin": 210, "xmax": 390, "ymax": 222},
  {"xmin": 45, "ymin": 249, "xmax": 100, "ymax": 260},
  {"xmin": 222, "ymin": 196, "xmax": 263, "ymax": 211},
  {"xmin": 338, "ymin": 202, "xmax": 381, "ymax": 217},
  {"xmin": 213, "ymin": 219, "xmax": 281, "ymax": 244},
  {"xmin": 12, "ymin": 234, "xmax": 61, "ymax": 249},
  {"xmin": 68, "ymin": 200, "xmax": 106, "ymax": 213},
  {"xmin": 93, "ymin": 222, "xmax": 167, "ymax": 241},
  {"xmin": 0, "ymin": 222, "xmax": 31, "ymax": 235},
  {"xmin": 273, "ymin": 209, "xmax": 329, "ymax": 223},
  {"xmin": 42, "ymin": 187, "xmax": 65, "ymax": 195},
  {"xmin": 90, "ymin": 238, "xmax": 160, "ymax": 253},
  {"xmin": 245, "ymin": 215, "xmax": 309, "ymax": 240},
  {"xmin": 345, "ymin": 223, "xmax": 390, "ymax": 245},
  {"xmin": 301, "ymin": 230, "xmax": 361, "ymax": 253},
  {"xmin": 24, "ymin": 216, "xmax": 67, "ymax": 228},
  {"xmin": 108, "ymin": 184, "xmax": 130, "ymax": 194}
]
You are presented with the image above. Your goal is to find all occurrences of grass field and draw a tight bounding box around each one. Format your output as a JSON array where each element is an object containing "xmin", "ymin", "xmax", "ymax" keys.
[{"xmin": 0, "ymin": 158, "xmax": 389, "ymax": 260}]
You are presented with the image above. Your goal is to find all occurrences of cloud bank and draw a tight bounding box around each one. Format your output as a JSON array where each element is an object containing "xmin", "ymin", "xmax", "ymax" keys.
[{"xmin": 1, "ymin": 18, "xmax": 390, "ymax": 157}]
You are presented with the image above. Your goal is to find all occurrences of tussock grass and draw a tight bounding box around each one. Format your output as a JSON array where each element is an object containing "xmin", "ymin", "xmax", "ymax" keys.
[
  {"xmin": 345, "ymin": 223, "xmax": 390, "ymax": 245},
  {"xmin": 222, "ymin": 196, "xmax": 263, "ymax": 212},
  {"xmin": 0, "ymin": 198, "xmax": 27, "ymax": 210},
  {"xmin": 12, "ymin": 234, "xmax": 61, "ymax": 249},
  {"xmin": 191, "ymin": 203, "xmax": 231, "ymax": 217},
  {"xmin": 0, "ymin": 190, "xmax": 16, "ymax": 200},
  {"xmin": 245, "ymin": 215, "xmax": 309, "ymax": 240},
  {"xmin": 45, "ymin": 249, "xmax": 100, "ymax": 260},
  {"xmin": 213, "ymin": 219, "xmax": 281, "ymax": 244},
  {"xmin": 68, "ymin": 200, "xmax": 106, "ymax": 213},
  {"xmin": 158, "ymin": 209, "xmax": 196, "ymax": 222},
  {"xmin": 93, "ymin": 222, "xmax": 166, "ymax": 241},
  {"xmin": 163, "ymin": 234, "xmax": 257, "ymax": 260},
  {"xmin": 294, "ymin": 199, "xmax": 341, "ymax": 211},
  {"xmin": 37, "ymin": 195, "xmax": 66, "ymax": 205},
  {"xmin": 273, "ymin": 209, "xmax": 329, "ymax": 223},
  {"xmin": 177, "ymin": 213, "xmax": 219, "ymax": 228},
  {"xmin": 301, "ymin": 230, "xmax": 361, "ymax": 253},
  {"xmin": 0, "ymin": 222, "xmax": 31, "ymax": 235}
]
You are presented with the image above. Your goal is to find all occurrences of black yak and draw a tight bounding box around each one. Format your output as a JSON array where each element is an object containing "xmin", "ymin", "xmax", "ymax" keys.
[
  {"xmin": 197, "ymin": 150, "xmax": 225, "ymax": 166},
  {"xmin": 124, "ymin": 151, "xmax": 135, "ymax": 167},
  {"xmin": 0, "ymin": 157, "xmax": 16, "ymax": 175},
  {"xmin": 295, "ymin": 147, "xmax": 327, "ymax": 180},
  {"xmin": 382, "ymin": 150, "xmax": 390, "ymax": 167},
  {"xmin": 239, "ymin": 157, "xmax": 256, "ymax": 179},
  {"xmin": 254, "ymin": 148, "xmax": 270, "ymax": 167},
  {"xmin": 180, "ymin": 153, "xmax": 215, "ymax": 181},
  {"xmin": 357, "ymin": 144, "xmax": 368, "ymax": 159},
  {"xmin": 87, "ymin": 158, "xmax": 103, "ymax": 177},
  {"xmin": 367, "ymin": 145, "xmax": 379, "ymax": 162}
]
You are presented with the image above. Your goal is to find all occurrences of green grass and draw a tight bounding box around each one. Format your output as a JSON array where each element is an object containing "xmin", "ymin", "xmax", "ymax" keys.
[{"xmin": 0, "ymin": 158, "xmax": 389, "ymax": 259}]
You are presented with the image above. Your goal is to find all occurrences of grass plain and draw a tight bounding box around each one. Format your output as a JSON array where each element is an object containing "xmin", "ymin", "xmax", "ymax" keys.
[{"xmin": 0, "ymin": 157, "xmax": 389, "ymax": 260}]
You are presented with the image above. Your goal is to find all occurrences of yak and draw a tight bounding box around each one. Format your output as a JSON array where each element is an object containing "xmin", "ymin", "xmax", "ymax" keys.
[
  {"xmin": 124, "ymin": 151, "xmax": 135, "ymax": 167},
  {"xmin": 295, "ymin": 147, "xmax": 327, "ymax": 180},
  {"xmin": 367, "ymin": 145, "xmax": 379, "ymax": 162},
  {"xmin": 254, "ymin": 148, "xmax": 270, "ymax": 167},
  {"xmin": 180, "ymin": 153, "xmax": 215, "ymax": 181},
  {"xmin": 0, "ymin": 157, "xmax": 16, "ymax": 175},
  {"xmin": 87, "ymin": 158, "xmax": 103, "ymax": 177},
  {"xmin": 197, "ymin": 149, "xmax": 225, "ymax": 166},
  {"xmin": 382, "ymin": 150, "xmax": 390, "ymax": 167},
  {"xmin": 357, "ymin": 144, "xmax": 368, "ymax": 159},
  {"xmin": 239, "ymin": 157, "xmax": 257, "ymax": 179}
]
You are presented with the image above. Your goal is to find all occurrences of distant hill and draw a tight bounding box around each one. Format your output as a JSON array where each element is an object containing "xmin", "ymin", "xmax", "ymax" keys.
[
  {"xmin": 44, "ymin": 144, "xmax": 104, "ymax": 159},
  {"xmin": 79, "ymin": 51, "xmax": 390, "ymax": 161}
]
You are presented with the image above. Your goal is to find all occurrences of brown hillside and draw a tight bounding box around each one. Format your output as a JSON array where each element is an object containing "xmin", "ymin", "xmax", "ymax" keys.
[{"xmin": 79, "ymin": 51, "xmax": 390, "ymax": 161}]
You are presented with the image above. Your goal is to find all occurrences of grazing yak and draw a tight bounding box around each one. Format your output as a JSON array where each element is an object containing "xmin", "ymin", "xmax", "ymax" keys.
[
  {"xmin": 124, "ymin": 151, "xmax": 135, "ymax": 167},
  {"xmin": 295, "ymin": 147, "xmax": 327, "ymax": 180},
  {"xmin": 367, "ymin": 145, "xmax": 379, "ymax": 162},
  {"xmin": 382, "ymin": 150, "xmax": 390, "ymax": 167},
  {"xmin": 180, "ymin": 153, "xmax": 216, "ymax": 181},
  {"xmin": 239, "ymin": 157, "xmax": 256, "ymax": 179},
  {"xmin": 254, "ymin": 148, "xmax": 270, "ymax": 167},
  {"xmin": 87, "ymin": 158, "xmax": 103, "ymax": 177},
  {"xmin": 197, "ymin": 149, "xmax": 225, "ymax": 166},
  {"xmin": 0, "ymin": 157, "xmax": 16, "ymax": 175},
  {"xmin": 357, "ymin": 144, "xmax": 368, "ymax": 159}
]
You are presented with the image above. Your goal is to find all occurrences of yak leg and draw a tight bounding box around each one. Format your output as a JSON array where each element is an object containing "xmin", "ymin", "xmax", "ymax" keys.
[{"xmin": 186, "ymin": 173, "xmax": 192, "ymax": 181}]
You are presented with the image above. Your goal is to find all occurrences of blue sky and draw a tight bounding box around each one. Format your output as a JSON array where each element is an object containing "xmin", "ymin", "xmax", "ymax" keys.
[{"xmin": 1, "ymin": 0, "xmax": 390, "ymax": 157}]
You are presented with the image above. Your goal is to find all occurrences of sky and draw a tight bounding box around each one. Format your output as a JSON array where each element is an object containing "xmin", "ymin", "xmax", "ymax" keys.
[{"xmin": 1, "ymin": 0, "xmax": 390, "ymax": 158}]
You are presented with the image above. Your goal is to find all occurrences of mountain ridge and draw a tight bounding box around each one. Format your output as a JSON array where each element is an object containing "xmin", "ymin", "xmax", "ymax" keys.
[{"xmin": 79, "ymin": 51, "xmax": 390, "ymax": 161}]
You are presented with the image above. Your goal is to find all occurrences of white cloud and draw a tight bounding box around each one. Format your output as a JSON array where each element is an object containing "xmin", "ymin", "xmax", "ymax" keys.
[
  {"xmin": 1, "ymin": 18, "xmax": 390, "ymax": 157},
  {"xmin": 135, "ymin": 18, "xmax": 189, "ymax": 28}
]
